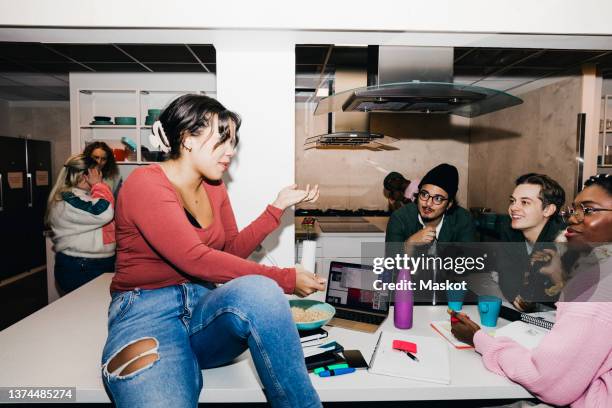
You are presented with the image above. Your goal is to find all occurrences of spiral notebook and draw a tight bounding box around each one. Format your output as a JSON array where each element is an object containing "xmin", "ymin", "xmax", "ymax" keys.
[
  {"xmin": 500, "ymin": 306, "xmax": 555, "ymax": 330},
  {"xmin": 368, "ymin": 331, "xmax": 450, "ymax": 385}
]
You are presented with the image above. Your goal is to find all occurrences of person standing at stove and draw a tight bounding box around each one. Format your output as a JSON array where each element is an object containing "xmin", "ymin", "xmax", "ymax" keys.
[
  {"xmin": 383, "ymin": 171, "xmax": 420, "ymax": 212},
  {"xmin": 385, "ymin": 164, "xmax": 476, "ymax": 301}
]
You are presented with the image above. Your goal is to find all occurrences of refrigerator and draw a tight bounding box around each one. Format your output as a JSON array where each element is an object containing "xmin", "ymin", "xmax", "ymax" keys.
[{"xmin": 0, "ymin": 136, "xmax": 52, "ymax": 281}]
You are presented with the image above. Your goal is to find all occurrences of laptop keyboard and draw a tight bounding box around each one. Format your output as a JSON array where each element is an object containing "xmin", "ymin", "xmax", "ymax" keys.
[{"xmin": 335, "ymin": 309, "xmax": 386, "ymax": 325}]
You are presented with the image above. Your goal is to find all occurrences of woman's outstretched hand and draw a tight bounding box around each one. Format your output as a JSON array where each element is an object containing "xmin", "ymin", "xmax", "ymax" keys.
[
  {"xmin": 272, "ymin": 184, "xmax": 319, "ymax": 211},
  {"xmin": 294, "ymin": 264, "xmax": 326, "ymax": 298}
]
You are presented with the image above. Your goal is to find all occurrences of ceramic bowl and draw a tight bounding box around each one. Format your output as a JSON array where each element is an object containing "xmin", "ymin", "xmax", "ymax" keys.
[
  {"xmin": 114, "ymin": 116, "xmax": 136, "ymax": 125},
  {"xmin": 289, "ymin": 299, "xmax": 335, "ymax": 331}
]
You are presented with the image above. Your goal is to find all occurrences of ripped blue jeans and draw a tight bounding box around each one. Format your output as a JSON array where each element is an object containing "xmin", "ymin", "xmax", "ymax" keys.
[{"xmin": 101, "ymin": 275, "xmax": 321, "ymax": 408}]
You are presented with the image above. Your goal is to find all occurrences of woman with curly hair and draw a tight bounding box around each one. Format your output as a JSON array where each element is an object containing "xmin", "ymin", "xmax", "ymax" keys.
[{"xmin": 83, "ymin": 141, "xmax": 122, "ymax": 196}]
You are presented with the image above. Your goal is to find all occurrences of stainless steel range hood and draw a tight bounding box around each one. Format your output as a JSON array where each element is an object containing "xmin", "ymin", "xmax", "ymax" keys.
[
  {"xmin": 304, "ymin": 131, "xmax": 398, "ymax": 150},
  {"xmin": 305, "ymin": 66, "xmax": 398, "ymax": 150},
  {"xmin": 314, "ymin": 46, "xmax": 523, "ymax": 118}
]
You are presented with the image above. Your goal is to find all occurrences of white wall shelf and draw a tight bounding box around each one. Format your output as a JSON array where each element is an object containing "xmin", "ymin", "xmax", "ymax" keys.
[{"xmin": 70, "ymin": 73, "xmax": 216, "ymax": 180}]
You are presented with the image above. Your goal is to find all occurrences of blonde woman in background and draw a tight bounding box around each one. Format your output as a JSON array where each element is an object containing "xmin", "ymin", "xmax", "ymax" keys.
[{"xmin": 46, "ymin": 154, "xmax": 116, "ymax": 294}]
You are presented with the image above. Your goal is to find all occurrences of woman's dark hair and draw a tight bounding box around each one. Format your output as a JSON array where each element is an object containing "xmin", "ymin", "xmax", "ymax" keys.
[
  {"xmin": 383, "ymin": 172, "xmax": 409, "ymax": 193},
  {"xmin": 158, "ymin": 94, "xmax": 241, "ymax": 160},
  {"xmin": 584, "ymin": 173, "xmax": 612, "ymax": 195},
  {"xmin": 515, "ymin": 173, "xmax": 565, "ymax": 215},
  {"xmin": 83, "ymin": 141, "xmax": 119, "ymax": 180}
]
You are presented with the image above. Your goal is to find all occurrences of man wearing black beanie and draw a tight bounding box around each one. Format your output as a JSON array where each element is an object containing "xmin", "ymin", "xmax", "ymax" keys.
[
  {"xmin": 386, "ymin": 163, "xmax": 476, "ymax": 247},
  {"xmin": 384, "ymin": 163, "xmax": 476, "ymax": 303}
]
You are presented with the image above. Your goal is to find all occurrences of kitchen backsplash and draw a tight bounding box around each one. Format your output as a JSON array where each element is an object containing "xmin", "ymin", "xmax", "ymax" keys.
[{"xmin": 295, "ymin": 103, "xmax": 470, "ymax": 210}]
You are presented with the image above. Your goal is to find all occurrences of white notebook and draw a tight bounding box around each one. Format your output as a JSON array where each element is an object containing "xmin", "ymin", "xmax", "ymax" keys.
[
  {"xmin": 368, "ymin": 331, "xmax": 451, "ymax": 385},
  {"xmin": 494, "ymin": 321, "xmax": 548, "ymax": 350}
]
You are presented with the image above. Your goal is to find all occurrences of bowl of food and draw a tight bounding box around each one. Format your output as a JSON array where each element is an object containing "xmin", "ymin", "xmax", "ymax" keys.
[{"xmin": 290, "ymin": 299, "xmax": 335, "ymax": 331}]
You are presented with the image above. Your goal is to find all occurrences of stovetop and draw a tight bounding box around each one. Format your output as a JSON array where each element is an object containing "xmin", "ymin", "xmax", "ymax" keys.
[
  {"xmin": 295, "ymin": 209, "xmax": 390, "ymax": 217},
  {"xmin": 317, "ymin": 222, "xmax": 383, "ymax": 233}
]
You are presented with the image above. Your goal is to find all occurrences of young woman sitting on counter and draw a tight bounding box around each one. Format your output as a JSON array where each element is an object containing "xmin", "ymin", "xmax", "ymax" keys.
[
  {"xmin": 46, "ymin": 154, "xmax": 116, "ymax": 293},
  {"xmin": 451, "ymin": 174, "xmax": 612, "ymax": 408},
  {"xmin": 101, "ymin": 94, "xmax": 325, "ymax": 408}
]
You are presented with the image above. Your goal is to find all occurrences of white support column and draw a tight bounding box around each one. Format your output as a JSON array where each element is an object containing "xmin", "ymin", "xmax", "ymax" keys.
[{"xmin": 215, "ymin": 36, "xmax": 297, "ymax": 268}]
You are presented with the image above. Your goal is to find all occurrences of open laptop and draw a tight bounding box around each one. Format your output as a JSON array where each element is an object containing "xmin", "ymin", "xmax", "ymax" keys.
[{"xmin": 325, "ymin": 261, "xmax": 391, "ymax": 333}]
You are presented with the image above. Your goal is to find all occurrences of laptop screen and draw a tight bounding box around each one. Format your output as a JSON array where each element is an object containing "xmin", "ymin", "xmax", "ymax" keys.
[{"xmin": 325, "ymin": 261, "xmax": 390, "ymax": 314}]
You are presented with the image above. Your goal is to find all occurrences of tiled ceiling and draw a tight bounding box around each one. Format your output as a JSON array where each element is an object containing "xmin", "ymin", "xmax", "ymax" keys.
[
  {"xmin": 296, "ymin": 45, "xmax": 612, "ymax": 94},
  {"xmin": 3, "ymin": 42, "xmax": 612, "ymax": 101},
  {"xmin": 0, "ymin": 42, "xmax": 216, "ymax": 101}
]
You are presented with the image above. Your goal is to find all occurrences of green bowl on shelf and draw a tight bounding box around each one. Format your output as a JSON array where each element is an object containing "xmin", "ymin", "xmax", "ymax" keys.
[
  {"xmin": 90, "ymin": 120, "xmax": 113, "ymax": 125},
  {"xmin": 147, "ymin": 108, "xmax": 162, "ymax": 116},
  {"xmin": 114, "ymin": 116, "xmax": 137, "ymax": 125}
]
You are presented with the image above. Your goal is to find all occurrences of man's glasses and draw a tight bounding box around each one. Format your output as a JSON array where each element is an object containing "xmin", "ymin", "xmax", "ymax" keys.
[
  {"xmin": 418, "ymin": 190, "xmax": 448, "ymax": 206},
  {"xmin": 560, "ymin": 203, "xmax": 612, "ymax": 224}
]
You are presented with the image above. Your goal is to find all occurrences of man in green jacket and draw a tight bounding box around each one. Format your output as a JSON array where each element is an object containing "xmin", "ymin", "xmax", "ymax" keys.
[
  {"xmin": 385, "ymin": 164, "xmax": 476, "ymax": 303},
  {"xmin": 385, "ymin": 163, "xmax": 476, "ymax": 246}
]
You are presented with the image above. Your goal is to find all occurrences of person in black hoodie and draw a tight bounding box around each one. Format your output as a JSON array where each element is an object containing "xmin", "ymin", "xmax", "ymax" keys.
[{"xmin": 496, "ymin": 173, "xmax": 566, "ymax": 311}]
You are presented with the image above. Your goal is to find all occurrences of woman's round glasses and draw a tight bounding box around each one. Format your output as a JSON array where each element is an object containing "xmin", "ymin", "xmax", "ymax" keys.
[{"xmin": 560, "ymin": 203, "xmax": 612, "ymax": 224}]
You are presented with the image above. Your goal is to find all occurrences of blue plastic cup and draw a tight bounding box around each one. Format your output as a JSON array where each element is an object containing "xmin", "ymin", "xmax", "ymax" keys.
[
  {"xmin": 446, "ymin": 288, "xmax": 467, "ymax": 312},
  {"xmin": 478, "ymin": 295, "xmax": 502, "ymax": 327}
]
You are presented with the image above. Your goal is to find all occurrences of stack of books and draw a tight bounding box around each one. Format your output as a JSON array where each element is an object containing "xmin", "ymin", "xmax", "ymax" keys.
[{"xmin": 300, "ymin": 328, "xmax": 328, "ymax": 348}]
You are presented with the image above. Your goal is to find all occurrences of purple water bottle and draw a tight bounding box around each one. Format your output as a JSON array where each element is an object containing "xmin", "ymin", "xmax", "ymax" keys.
[{"xmin": 394, "ymin": 268, "xmax": 413, "ymax": 329}]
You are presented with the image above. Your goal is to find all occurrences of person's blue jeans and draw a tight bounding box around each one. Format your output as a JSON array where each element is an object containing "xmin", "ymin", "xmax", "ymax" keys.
[
  {"xmin": 101, "ymin": 275, "xmax": 321, "ymax": 408},
  {"xmin": 54, "ymin": 252, "xmax": 115, "ymax": 293}
]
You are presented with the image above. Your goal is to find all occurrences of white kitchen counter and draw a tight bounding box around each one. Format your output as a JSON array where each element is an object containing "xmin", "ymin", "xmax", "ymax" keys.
[
  {"xmin": 295, "ymin": 216, "xmax": 388, "ymax": 280},
  {"xmin": 0, "ymin": 274, "xmax": 533, "ymax": 403}
]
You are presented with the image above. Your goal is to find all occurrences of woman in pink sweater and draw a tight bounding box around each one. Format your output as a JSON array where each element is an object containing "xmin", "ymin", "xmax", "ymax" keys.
[{"xmin": 452, "ymin": 174, "xmax": 612, "ymax": 408}]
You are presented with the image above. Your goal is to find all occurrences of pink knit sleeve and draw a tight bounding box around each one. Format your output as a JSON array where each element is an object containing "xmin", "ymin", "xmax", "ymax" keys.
[
  {"xmin": 90, "ymin": 182, "xmax": 114, "ymax": 206},
  {"xmin": 91, "ymin": 182, "xmax": 116, "ymax": 245},
  {"xmin": 474, "ymin": 303, "xmax": 612, "ymax": 406}
]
